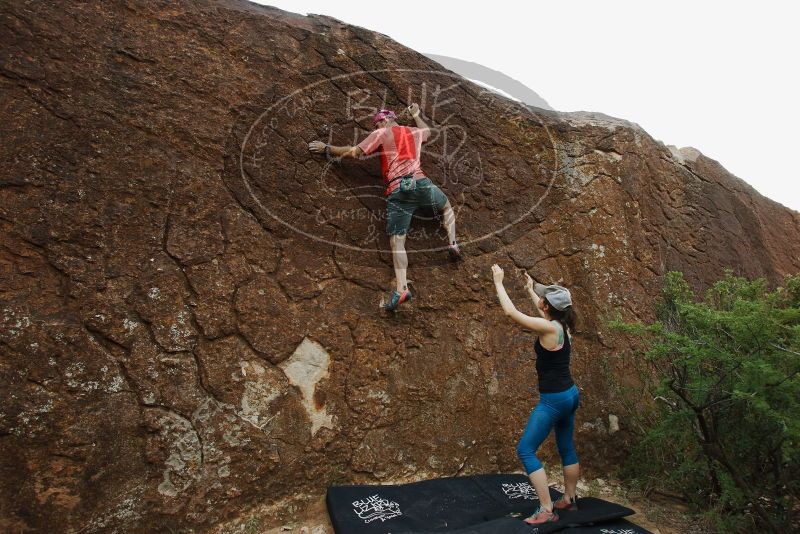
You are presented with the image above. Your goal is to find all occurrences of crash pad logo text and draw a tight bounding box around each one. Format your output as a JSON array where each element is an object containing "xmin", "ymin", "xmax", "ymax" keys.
[
  {"xmin": 352, "ymin": 494, "xmax": 402, "ymax": 523},
  {"xmin": 501, "ymin": 482, "xmax": 537, "ymax": 500}
]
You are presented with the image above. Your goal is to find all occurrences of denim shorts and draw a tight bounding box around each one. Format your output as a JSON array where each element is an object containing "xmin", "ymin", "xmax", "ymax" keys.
[{"xmin": 385, "ymin": 177, "xmax": 448, "ymax": 236}]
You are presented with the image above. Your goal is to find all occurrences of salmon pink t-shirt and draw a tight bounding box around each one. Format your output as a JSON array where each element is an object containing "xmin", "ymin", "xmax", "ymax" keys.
[{"xmin": 357, "ymin": 125, "xmax": 430, "ymax": 195}]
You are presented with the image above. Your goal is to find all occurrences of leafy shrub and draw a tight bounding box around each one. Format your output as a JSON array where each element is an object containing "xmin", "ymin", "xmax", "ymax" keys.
[{"xmin": 610, "ymin": 271, "xmax": 799, "ymax": 532}]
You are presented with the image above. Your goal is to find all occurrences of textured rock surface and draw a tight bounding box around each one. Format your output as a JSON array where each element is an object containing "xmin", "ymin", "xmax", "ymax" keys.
[{"xmin": 1, "ymin": 1, "xmax": 799, "ymax": 532}]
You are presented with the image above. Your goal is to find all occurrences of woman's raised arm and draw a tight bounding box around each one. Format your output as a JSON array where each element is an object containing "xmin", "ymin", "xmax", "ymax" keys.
[{"xmin": 492, "ymin": 264, "xmax": 556, "ymax": 335}]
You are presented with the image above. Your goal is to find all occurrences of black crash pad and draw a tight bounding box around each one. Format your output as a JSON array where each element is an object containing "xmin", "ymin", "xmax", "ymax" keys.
[
  {"xmin": 404, "ymin": 517, "xmax": 653, "ymax": 534},
  {"xmin": 405, "ymin": 517, "xmax": 542, "ymax": 534},
  {"xmin": 561, "ymin": 518, "xmax": 653, "ymax": 533},
  {"xmin": 538, "ymin": 497, "xmax": 643, "ymax": 530},
  {"xmin": 326, "ymin": 474, "xmax": 651, "ymax": 534}
]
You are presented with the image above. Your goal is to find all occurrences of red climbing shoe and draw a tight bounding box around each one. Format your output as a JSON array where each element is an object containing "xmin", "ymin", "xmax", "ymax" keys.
[
  {"xmin": 383, "ymin": 288, "xmax": 412, "ymax": 312},
  {"xmin": 553, "ymin": 494, "xmax": 578, "ymax": 512},
  {"xmin": 523, "ymin": 506, "xmax": 559, "ymax": 525}
]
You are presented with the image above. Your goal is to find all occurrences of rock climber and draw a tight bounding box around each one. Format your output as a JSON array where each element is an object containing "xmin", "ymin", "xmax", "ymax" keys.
[
  {"xmin": 308, "ymin": 104, "xmax": 461, "ymax": 311},
  {"xmin": 491, "ymin": 264, "xmax": 581, "ymax": 525}
]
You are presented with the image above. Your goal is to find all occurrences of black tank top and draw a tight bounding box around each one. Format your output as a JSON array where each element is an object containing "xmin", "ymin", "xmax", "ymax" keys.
[{"xmin": 534, "ymin": 322, "xmax": 574, "ymax": 393}]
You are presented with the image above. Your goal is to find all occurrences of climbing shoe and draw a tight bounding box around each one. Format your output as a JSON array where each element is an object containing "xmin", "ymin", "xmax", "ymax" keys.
[
  {"xmin": 383, "ymin": 288, "xmax": 412, "ymax": 312},
  {"xmin": 553, "ymin": 494, "xmax": 578, "ymax": 512},
  {"xmin": 447, "ymin": 242, "xmax": 462, "ymax": 262},
  {"xmin": 523, "ymin": 506, "xmax": 558, "ymax": 525}
]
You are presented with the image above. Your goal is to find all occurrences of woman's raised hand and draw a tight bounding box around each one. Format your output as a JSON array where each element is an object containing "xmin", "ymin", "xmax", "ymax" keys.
[
  {"xmin": 491, "ymin": 264, "xmax": 504, "ymax": 284},
  {"xmin": 524, "ymin": 271, "xmax": 534, "ymax": 291}
]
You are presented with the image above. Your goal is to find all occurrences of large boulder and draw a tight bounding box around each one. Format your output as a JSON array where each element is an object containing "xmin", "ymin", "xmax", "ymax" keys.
[{"xmin": 1, "ymin": 1, "xmax": 798, "ymax": 532}]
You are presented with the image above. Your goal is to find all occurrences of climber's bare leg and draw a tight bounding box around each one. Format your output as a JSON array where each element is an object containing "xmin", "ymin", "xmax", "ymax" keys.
[
  {"xmin": 563, "ymin": 462, "xmax": 579, "ymax": 501},
  {"xmin": 528, "ymin": 467, "xmax": 554, "ymax": 512},
  {"xmin": 441, "ymin": 201, "xmax": 457, "ymax": 245},
  {"xmin": 389, "ymin": 234, "xmax": 408, "ymax": 292}
]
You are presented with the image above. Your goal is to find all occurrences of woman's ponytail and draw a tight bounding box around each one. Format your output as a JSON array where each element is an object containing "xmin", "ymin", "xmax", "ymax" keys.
[{"xmin": 544, "ymin": 297, "xmax": 577, "ymax": 334}]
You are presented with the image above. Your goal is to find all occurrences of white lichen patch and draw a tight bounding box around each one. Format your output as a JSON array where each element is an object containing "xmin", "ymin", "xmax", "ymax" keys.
[
  {"xmin": 593, "ymin": 149, "xmax": 622, "ymax": 162},
  {"xmin": 2, "ymin": 308, "xmax": 32, "ymax": 338},
  {"xmin": 465, "ymin": 320, "xmax": 487, "ymax": 350},
  {"xmin": 279, "ymin": 338, "xmax": 334, "ymax": 436},
  {"xmin": 63, "ymin": 361, "xmax": 102, "ymax": 393},
  {"xmin": 366, "ymin": 389, "xmax": 390, "ymax": 404},
  {"xmin": 122, "ymin": 318, "xmax": 139, "ymax": 334},
  {"xmin": 191, "ymin": 398, "xmax": 254, "ymax": 448},
  {"xmin": 590, "ymin": 243, "xmax": 606, "ymax": 258},
  {"xmin": 168, "ymin": 309, "xmax": 194, "ymax": 348},
  {"xmin": 609, "ymin": 414, "xmax": 620, "ymax": 434},
  {"xmin": 83, "ymin": 492, "xmax": 145, "ymax": 532},
  {"xmin": 236, "ymin": 359, "xmax": 283, "ymax": 430},
  {"xmin": 222, "ymin": 430, "xmax": 242, "ymax": 447},
  {"xmin": 11, "ymin": 392, "xmax": 56, "ymax": 437},
  {"xmin": 487, "ymin": 374, "xmax": 499, "ymax": 396},
  {"xmin": 156, "ymin": 412, "xmax": 202, "ymax": 498},
  {"xmin": 106, "ymin": 374, "xmax": 125, "ymax": 393}
]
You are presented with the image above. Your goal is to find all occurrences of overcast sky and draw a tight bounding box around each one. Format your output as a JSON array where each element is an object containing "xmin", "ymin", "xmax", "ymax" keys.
[{"xmin": 257, "ymin": 1, "xmax": 800, "ymax": 212}]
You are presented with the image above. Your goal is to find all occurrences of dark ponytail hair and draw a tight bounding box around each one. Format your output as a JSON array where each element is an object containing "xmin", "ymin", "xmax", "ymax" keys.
[{"xmin": 543, "ymin": 297, "xmax": 577, "ymax": 335}]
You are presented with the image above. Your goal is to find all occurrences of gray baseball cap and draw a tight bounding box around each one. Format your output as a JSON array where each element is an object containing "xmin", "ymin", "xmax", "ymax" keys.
[{"xmin": 533, "ymin": 283, "xmax": 573, "ymax": 311}]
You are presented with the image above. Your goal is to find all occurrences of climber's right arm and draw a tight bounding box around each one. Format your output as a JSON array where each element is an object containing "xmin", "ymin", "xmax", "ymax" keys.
[
  {"xmin": 408, "ymin": 103, "xmax": 430, "ymax": 138},
  {"xmin": 524, "ymin": 272, "xmax": 544, "ymax": 317},
  {"xmin": 308, "ymin": 141, "xmax": 364, "ymax": 159}
]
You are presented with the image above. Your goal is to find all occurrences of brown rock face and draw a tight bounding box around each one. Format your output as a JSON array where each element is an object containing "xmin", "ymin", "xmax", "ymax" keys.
[{"xmin": 1, "ymin": 1, "xmax": 799, "ymax": 532}]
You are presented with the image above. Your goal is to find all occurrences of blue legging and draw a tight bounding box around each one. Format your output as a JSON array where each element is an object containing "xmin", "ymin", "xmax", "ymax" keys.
[{"xmin": 517, "ymin": 384, "xmax": 580, "ymax": 474}]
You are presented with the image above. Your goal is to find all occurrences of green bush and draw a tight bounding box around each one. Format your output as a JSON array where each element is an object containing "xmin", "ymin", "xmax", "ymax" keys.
[{"xmin": 610, "ymin": 271, "xmax": 799, "ymax": 532}]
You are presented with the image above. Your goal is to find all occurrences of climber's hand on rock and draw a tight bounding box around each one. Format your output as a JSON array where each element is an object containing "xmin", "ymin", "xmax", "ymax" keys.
[
  {"xmin": 408, "ymin": 103, "xmax": 420, "ymax": 118},
  {"xmin": 308, "ymin": 140, "xmax": 327, "ymax": 153},
  {"xmin": 524, "ymin": 272, "xmax": 534, "ymax": 291},
  {"xmin": 491, "ymin": 264, "xmax": 504, "ymax": 284}
]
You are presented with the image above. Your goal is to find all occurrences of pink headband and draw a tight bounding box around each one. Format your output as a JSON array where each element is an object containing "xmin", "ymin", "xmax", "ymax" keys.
[{"xmin": 373, "ymin": 109, "xmax": 397, "ymax": 123}]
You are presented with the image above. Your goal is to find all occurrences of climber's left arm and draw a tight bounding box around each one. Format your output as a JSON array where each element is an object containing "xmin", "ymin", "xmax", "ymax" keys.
[{"xmin": 308, "ymin": 141, "xmax": 364, "ymax": 159}]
